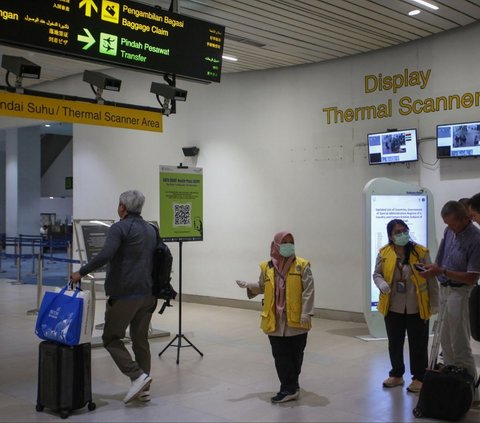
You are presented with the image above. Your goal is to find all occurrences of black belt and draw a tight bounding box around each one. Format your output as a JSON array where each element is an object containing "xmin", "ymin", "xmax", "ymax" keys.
[{"xmin": 441, "ymin": 281, "xmax": 466, "ymax": 288}]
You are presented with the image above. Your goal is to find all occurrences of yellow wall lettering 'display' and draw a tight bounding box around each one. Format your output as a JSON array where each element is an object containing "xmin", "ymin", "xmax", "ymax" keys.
[{"xmin": 364, "ymin": 69, "xmax": 431, "ymax": 94}]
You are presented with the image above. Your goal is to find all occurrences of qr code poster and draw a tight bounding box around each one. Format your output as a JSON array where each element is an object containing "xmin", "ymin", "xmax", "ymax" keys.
[
  {"xmin": 173, "ymin": 203, "xmax": 192, "ymax": 226},
  {"xmin": 159, "ymin": 166, "xmax": 203, "ymax": 241}
]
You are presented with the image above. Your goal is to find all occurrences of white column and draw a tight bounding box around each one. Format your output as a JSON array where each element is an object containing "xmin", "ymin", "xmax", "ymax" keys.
[{"xmin": 5, "ymin": 126, "xmax": 41, "ymax": 237}]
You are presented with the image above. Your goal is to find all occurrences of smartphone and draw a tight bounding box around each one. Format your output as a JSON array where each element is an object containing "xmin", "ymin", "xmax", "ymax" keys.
[{"xmin": 414, "ymin": 264, "xmax": 426, "ymax": 272}]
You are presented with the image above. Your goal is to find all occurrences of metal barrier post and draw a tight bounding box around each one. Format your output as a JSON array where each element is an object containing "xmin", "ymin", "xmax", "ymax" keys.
[
  {"xmin": 0, "ymin": 239, "xmax": 4, "ymax": 274},
  {"xmin": 27, "ymin": 252, "xmax": 43, "ymax": 315},
  {"xmin": 0, "ymin": 233, "xmax": 4, "ymax": 273},
  {"xmin": 12, "ymin": 238, "xmax": 24, "ymax": 285},
  {"xmin": 67, "ymin": 242, "xmax": 72, "ymax": 280},
  {"xmin": 30, "ymin": 239, "xmax": 36, "ymax": 275},
  {"xmin": 49, "ymin": 235, "xmax": 54, "ymax": 262}
]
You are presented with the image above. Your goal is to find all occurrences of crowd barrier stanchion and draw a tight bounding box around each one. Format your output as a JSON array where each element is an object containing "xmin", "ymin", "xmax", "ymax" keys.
[
  {"xmin": 12, "ymin": 239, "xmax": 24, "ymax": 285},
  {"xmin": 27, "ymin": 252, "xmax": 43, "ymax": 316},
  {"xmin": 30, "ymin": 239, "xmax": 37, "ymax": 275},
  {"xmin": 67, "ymin": 242, "xmax": 72, "ymax": 281},
  {"xmin": 48, "ymin": 235, "xmax": 54, "ymax": 263},
  {"xmin": 0, "ymin": 233, "xmax": 5, "ymax": 273}
]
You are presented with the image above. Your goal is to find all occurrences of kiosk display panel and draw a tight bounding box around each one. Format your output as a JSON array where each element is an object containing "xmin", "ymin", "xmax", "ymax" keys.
[{"xmin": 363, "ymin": 178, "xmax": 437, "ymax": 338}]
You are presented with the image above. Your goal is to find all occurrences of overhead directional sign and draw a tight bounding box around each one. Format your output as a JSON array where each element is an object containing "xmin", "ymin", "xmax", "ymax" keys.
[{"xmin": 0, "ymin": 0, "xmax": 225, "ymax": 83}]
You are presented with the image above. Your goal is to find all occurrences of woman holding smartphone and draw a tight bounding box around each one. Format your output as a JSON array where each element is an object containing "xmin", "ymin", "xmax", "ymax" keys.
[{"xmin": 373, "ymin": 219, "xmax": 439, "ymax": 393}]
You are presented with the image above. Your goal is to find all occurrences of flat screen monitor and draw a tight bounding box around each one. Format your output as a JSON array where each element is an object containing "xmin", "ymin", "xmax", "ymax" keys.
[
  {"xmin": 367, "ymin": 128, "xmax": 418, "ymax": 165},
  {"xmin": 436, "ymin": 121, "xmax": 480, "ymax": 158}
]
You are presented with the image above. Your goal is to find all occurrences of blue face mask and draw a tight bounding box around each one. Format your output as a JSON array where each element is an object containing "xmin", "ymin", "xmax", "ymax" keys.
[
  {"xmin": 393, "ymin": 231, "xmax": 410, "ymax": 247},
  {"xmin": 279, "ymin": 243, "xmax": 295, "ymax": 257}
]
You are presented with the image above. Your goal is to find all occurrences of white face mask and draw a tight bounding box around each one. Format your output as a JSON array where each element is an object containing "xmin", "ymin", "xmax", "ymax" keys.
[
  {"xmin": 393, "ymin": 231, "xmax": 410, "ymax": 246},
  {"xmin": 279, "ymin": 243, "xmax": 295, "ymax": 257}
]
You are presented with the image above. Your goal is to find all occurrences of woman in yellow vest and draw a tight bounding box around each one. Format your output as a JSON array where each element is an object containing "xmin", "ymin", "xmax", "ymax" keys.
[
  {"xmin": 373, "ymin": 219, "xmax": 438, "ymax": 393},
  {"xmin": 236, "ymin": 231, "xmax": 314, "ymax": 403}
]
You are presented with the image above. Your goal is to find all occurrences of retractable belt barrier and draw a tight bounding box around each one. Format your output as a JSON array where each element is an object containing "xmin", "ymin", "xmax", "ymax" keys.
[{"xmin": 0, "ymin": 234, "xmax": 79, "ymax": 315}]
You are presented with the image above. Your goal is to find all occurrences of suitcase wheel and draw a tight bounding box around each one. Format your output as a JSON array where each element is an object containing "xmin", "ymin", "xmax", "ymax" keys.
[
  {"xmin": 35, "ymin": 404, "xmax": 44, "ymax": 412},
  {"xmin": 413, "ymin": 407, "xmax": 422, "ymax": 418},
  {"xmin": 88, "ymin": 401, "xmax": 96, "ymax": 411},
  {"xmin": 60, "ymin": 410, "xmax": 69, "ymax": 419}
]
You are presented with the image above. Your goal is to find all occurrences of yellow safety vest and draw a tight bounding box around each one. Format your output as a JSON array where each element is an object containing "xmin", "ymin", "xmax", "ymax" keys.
[
  {"xmin": 260, "ymin": 257, "xmax": 311, "ymax": 333},
  {"xmin": 377, "ymin": 244, "xmax": 431, "ymax": 320}
]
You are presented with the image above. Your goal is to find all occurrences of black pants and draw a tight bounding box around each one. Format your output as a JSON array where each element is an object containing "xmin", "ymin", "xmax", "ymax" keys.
[
  {"xmin": 268, "ymin": 333, "xmax": 308, "ymax": 393},
  {"xmin": 384, "ymin": 311, "xmax": 429, "ymax": 381}
]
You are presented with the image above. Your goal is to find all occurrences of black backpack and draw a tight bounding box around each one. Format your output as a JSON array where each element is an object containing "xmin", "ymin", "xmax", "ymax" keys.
[{"xmin": 151, "ymin": 225, "xmax": 177, "ymax": 314}]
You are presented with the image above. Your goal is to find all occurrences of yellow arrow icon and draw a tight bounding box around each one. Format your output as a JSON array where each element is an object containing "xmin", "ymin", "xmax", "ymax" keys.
[{"xmin": 79, "ymin": 0, "xmax": 98, "ymax": 17}]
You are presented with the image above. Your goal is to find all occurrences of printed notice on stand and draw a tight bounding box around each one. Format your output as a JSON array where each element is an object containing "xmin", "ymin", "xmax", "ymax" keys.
[{"xmin": 159, "ymin": 165, "xmax": 203, "ymax": 242}]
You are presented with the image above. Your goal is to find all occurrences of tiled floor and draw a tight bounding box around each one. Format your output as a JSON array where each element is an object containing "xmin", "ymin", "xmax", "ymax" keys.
[{"xmin": 1, "ymin": 279, "xmax": 479, "ymax": 422}]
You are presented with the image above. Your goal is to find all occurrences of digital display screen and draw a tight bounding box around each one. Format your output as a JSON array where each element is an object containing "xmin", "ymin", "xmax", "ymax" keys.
[
  {"xmin": 0, "ymin": 0, "xmax": 225, "ymax": 83},
  {"xmin": 436, "ymin": 121, "xmax": 480, "ymax": 158},
  {"xmin": 367, "ymin": 129, "xmax": 418, "ymax": 165},
  {"xmin": 370, "ymin": 194, "xmax": 428, "ymax": 310}
]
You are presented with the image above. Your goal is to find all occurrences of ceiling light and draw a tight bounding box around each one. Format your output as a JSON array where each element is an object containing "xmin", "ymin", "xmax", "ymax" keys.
[
  {"xmin": 411, "ymin": 0, "xmax": 439, "ymax": 10},
  {"xmin": 408, "ymin": 9, "xmax": 421, "ymax": 16},
  {"xmin": 222, "ymin": 55, "xmax": 238, "ymax": 62}
]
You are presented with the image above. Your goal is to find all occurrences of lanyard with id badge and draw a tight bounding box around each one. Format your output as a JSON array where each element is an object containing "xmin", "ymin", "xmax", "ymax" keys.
[{"xmin": 396, "ymin": 259, "xmax": 407, "ymax": 293}]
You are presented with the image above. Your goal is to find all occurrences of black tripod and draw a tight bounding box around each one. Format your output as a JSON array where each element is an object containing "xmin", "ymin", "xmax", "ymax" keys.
[{"xmin": 158, "ymin": 240, "xmax": 203, "ymax": 364}]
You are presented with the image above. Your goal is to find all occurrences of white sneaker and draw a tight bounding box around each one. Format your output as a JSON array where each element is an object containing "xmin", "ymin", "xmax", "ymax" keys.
[
  {"xmin": 138, "ymin": 390, "xmax": 151, "ymax": 402},
  {"xmin": 123, "ymin": 373, "xmax": 152, "ymax": 404}
]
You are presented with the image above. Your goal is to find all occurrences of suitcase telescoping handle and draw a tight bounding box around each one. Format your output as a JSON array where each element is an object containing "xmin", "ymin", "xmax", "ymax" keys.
[{"xmin": 428, "ymin": 296, "xmax": 448, "ymax": 369}]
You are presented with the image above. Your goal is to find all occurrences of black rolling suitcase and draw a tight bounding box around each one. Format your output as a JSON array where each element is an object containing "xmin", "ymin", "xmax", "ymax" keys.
[
  {"xmin": 413, "ymin": 300, "xmax": 475, "ymax": 421},
  {"xmin": 36, "ymin": 341, "xmax": 96, "ymax": 419},
  {"xmin": 469, "ymin": 284, "xmax": 480, "ymax": 341}
]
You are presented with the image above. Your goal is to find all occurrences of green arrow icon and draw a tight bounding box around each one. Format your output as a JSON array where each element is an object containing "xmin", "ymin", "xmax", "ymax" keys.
[{"xmin": 78, "ymin": 28, "xmax": 96, "ymax": 50}]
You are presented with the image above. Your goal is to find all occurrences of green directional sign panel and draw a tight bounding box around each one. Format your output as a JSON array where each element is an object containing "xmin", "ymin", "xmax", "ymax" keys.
[{"xmin": 0, "ymin": 0, "xmax": 225, "ymax": 83}]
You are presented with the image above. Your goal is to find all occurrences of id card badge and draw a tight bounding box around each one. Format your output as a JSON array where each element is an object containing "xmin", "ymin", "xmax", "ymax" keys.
[{"xmin": 397, "ymin": 281, "xmax": 406, "ymax": 293}]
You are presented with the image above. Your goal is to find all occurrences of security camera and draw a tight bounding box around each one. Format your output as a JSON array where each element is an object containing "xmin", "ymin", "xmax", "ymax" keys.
[
  {"xmin": 83, "ymin": 70, "xmax": 121, "ymax": 91},
  {"xmin": 1, "ymin": 55, "xmax": 41, "ymax": 79},
  {"xmin": 150, "ymin": 82, "xmax": 187, "ymax": 101},
  {"xmin": 182, "ymin": 146, "xmax": 200, "ymax": 157}
]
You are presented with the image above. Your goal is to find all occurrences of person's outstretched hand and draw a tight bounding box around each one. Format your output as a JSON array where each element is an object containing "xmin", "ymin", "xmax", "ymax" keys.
[{"xmin": 236, "ymin": 280, "xmax": 249, "ymax": 288}]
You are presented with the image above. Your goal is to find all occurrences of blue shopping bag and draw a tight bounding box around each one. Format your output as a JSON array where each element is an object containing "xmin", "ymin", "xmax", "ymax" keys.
[{"xmin": 35, "ymin": 284, "xmax": 84, "ymax": 346}]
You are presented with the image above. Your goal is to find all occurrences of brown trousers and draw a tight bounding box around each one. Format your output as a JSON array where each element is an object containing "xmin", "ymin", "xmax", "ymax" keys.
[{"xmin": 102, "ymin": 295, "xmax": 157, "ymax": 380}]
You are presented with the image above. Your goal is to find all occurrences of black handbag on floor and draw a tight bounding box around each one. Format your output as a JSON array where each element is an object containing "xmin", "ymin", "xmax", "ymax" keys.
[
  {"xmin": 413, "ymin": 298, "xmax": 476, "ymax": 421},
  {"xmin": 414, "ymin": 365, "xmax": 474, "ymax": 421}
]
